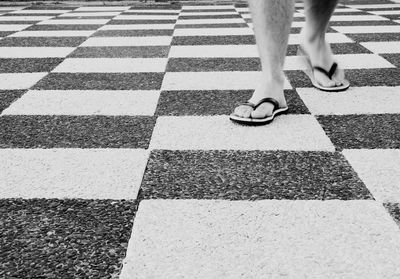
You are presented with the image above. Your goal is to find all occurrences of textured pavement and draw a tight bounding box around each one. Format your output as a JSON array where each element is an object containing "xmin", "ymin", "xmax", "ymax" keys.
[{"xmin": 1, "ymin": 1, "xmax": 400, "ymax": 278}]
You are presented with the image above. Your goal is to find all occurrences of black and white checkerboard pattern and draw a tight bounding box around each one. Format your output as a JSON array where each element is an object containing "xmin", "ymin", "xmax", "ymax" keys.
[{"xmin": 1, "ymin": 1, "xmax": 400, "ymax": 278}]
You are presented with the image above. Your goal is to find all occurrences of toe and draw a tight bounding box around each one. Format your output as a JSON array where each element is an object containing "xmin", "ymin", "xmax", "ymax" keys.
[
  {"xmin": 234, "ymin": 105, "xmax": 253, "ymax": 118},
  {"xmin": 333, "ymin": 68, "xmax": 345, "ymax": 86},
  {"xmin": 250, "ymin": 102, "xmax": 274, "ymax": 119},
  {"xmin": 314, "ymin": 71, "xmax": 336, "ymax": 87}
]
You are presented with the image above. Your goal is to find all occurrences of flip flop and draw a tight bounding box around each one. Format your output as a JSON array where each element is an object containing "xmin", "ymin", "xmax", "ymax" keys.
[
  {"xmin": 229, "ymin": 97, "xmax": 288, "ymax": 125},
  {"xmin": 297, "ymin": 46, "xmax": 350, "ymax": 92}
]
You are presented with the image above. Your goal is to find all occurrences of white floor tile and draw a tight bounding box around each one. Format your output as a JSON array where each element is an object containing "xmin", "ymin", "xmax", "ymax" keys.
[
  {"xmin": 150, "ymin": 115, "xmax": 334, "ymax": 151},
  {"xmin": 74, "ymin": 6, "xmax": 130, "ymax": 11},
  {"xmin": 331, "ymin": 25, "xmax": 400, "ymax": 33},
  {"xmin": 360, "ymin": 42, "xmax": 400, "ymax": 54},
  {"xmin": 285, "ymin": 54, "xmax": 394, "ymax": 70},
  {"xmin": 58, "ymin": 11, "xmax": 122, "ymax": 17},
  {"xmin": 181, "ymin": 5, "xmax": 235, "ymax": 10},
  {"xmin": 9, "ymin": 30, "xmax": 96, "ymax": 37},
  {"xmin": 81, "ymin": 36, "xmax": 172, "ymax": 46},
  {"xmin": 0, "ymin": 47, "xmax": 75, "ymax": 58},
  {"xmin": 52, "ymin": 58, "xmax": 168, "ymax": 73},
  {"xmin": 329, "ymin": 15, "xmax": 389, "ymax": 21},
  {"xmin": 297, "ymin": 86, "xmax": 400, "ymax": 115},
  {"xmin": 0, "ymin": 73, "xmax": 47, "ymax": 90},
  {"xmin": 114, "ymin": 14, "xmax": 178, "ymax": 20},
  {"xmin": 0, "ymin": 24, "xmax": 31, "ymax": 31},
  {"xmin": 169, "ymin": 45, "xmax": 259, "ymax": 57},
  {"xmin": 120, "ymin": 199, "xmax": 400, "ymax": 279},
  {"xmin": 37, "ymin": 19, "xmax": 110, "ymax": 25},
  {"xmin": 173, "ymin": 27, "xmax": 253, "ymax": 36},
  {"xmin": 0, "ymin": 16, "xmax": 54, "ymax": 21},
  {"xmin": 9, "ymin": 9, "xmax": 72, "ymax": 14},
  {"xmin": 161, "ymin": 72, "xmax": 292, "ymax": 91},
  {"xmin": 99, "ymin": 24, "xmax": 175, "ymax": 30},
  {"xmin": 2, "ymin": 90, "xmax": 160, "ymax": 116},
  {"xmin": 0, "ymin": 149, "xmax": 149, "ymax": 199},
  {"xmin": 343, "ymin": 149, "xmax": 400, "ymax": 203},
  {"xmin": 176, "ymin": 18, "xmax": 246, "ymax": 25}
]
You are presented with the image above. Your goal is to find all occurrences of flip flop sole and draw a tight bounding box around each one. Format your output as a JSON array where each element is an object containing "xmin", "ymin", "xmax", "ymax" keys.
[
  {"xmin": 298, "ymin": 46, "xmax": 350, "ymax": 92},
  {"xmin": 312, "ymin": 79, "xmax": 350, "ymax": 92},
  {"xmin": 229, "ymin": 107, "xmax": 288, "ymax": 125}
]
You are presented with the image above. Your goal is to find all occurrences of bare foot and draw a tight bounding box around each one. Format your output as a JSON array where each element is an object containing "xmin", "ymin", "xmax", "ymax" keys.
[
  {"xmin": 232, "ymin": 78, "xmax": 287, "ymax": 119},
  {"xmin": 300, "ymin": 29, "xmax": 346, "ymax": 87}
]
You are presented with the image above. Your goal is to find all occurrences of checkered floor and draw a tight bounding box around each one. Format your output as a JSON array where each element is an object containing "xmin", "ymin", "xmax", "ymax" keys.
[{"xmin": 1, "ymin": 1, "xmax": 400, "ymax": 278}]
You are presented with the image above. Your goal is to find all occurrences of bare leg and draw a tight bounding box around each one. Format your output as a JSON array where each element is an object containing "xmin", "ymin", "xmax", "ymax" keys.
[
  {"xmin": 301, "ymin": 0, "xmax": 345, "ymax": 87},
  {"xmin": 233, "ymin": 0, "xmax": 293, "ymax": 119}
]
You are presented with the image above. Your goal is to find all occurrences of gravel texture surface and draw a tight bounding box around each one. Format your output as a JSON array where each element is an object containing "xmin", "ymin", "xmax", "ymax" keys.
[
  {"xmin": 140, "ymin": 150, "xmax": 372, "ymax": 200},
  {"xmin": 0, "ymin": 199, "xmax": 138, "ymax": 279},
  {"xmin": 0, "ymin": 115, "xmax": 156, "ymax": 148},
  {"xmin": 317, "ymin": 114, "xmax": 400, "ymax": 150}
]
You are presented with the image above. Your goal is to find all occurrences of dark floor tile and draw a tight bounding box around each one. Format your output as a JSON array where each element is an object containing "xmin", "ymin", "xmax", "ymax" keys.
[
  {"xmin": 286, "ymin": 42, "xmax": 372, "ymax": 56},
  {"xmin": 182, "ymin": 9, "xmax": 236, "ymax": 13},
  {"xmin": 32, "ymin": 73, "xmax": 164, "ymax": 90},
  {"xmin": 330, "ymin": 20, "xmax": 399, "ymax": 26},
  {"xmin": 122, "ymin": 11, "xmax": 179, "ymax": 15},
  {"xmin": 235, "ymin": 3, "xmax": 248, "ymax": 7},
  {"xmin": 0, "ymin": 199, "xmax": 137, "ymax": 279},
  {"xmin": 139, "ymin": 150, "xmax": 372, "ymax": 200},
  {"xmin": 362, "ymin": 7, "xmax": 400, "ymax": 11},
  {"xmin": 285, "ymin": 68, "xmax": 400, "ymax": 88},
  {"xmin": 128, "ymin": 5, "xmax": 182, "ymax": 10},
  {"xmin": 21, "ymin": 6, "xmax": 77, "ymax": 10},
  {"xmin": 332, "ymin": 11, "xmax": 370, "ymax": 15},
  {"xmin": 108, "ymin": 19, "xmax": 176, "ymax": 25},
  {"xmin": 285, "ymin": 70, "xmax": 313, "ymax": 88},
  {"xmin": 345, "ymin": 68, "xmax": 400, "ymax": 87},
  {"xmin": 3, "ymin": 13, "xmax": 63, "ymax": 16},
  {"xmin": 68, "ymin": 46, "xmax": 170, "ymax": 58},
  {"xmin": 178, "ymin": 14, "xmax": 241, "ymax": 20},
  {"xmin": 380, "ymin": 15, "xmax": 400, "ymax": 20},
  {"xmin": 155, "ymin": 89, "xmax": 309, "ymax": 116},
  {"xmin": 381, "ymin": 54, "xmax": 400, "ymax": 68},
  {"xmin": 52, "ymin": 16, "xmax": 114, "ymax": 20},
  {"xmin": 92, "ymin": 29, "xmax": 173, "ymax": 37},
  {"xmin": 166, "ymin": 57, "xmax": 261, "ymax": 72},
  {"xmin": 383, "ymin": 203, "xmax": 400, "ymax": 227},
  {"xmin": 344, "ymin": 0, "xmax": 392, "ymax": 4},
  {"xmin": 0, "ymin": 58, "xmax": 64, "ymax": 73},
  {"xmin": 174, "ymin": 23, "xmax": 248, "ymax": 28},
  {"xmin": 317, "ymin": 114, "xmax": 400, "ymax": 150},
  {"xmin": 25, "ymin": 24, "xmax": 103, "ymax": 31},
  {"xmin": 0, "ymin": 21, "xmax": 40, "ymax": 25},
  {"xmin": 0, "ymin": 90, "xmax": 27, "ymax": 114},
  {"xmin": 0, "ymin": 115, "xmax": 156, "ymax": 148},
  {"xmin": 0, "ymin": 31, "xmax": 14, "ymax": 37},
  {"xmin": 0, "ymin": 37, "xmax": 88, "ymax": 47},
  {"xmin": 346, "ymin": 33, "xmax": 400, "ymax": 42},
  {"xmin": 172, "ymin": 35, "xmax": 255, "ymax": 45}
]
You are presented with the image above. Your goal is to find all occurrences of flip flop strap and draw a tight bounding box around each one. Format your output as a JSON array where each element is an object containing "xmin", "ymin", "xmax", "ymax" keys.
[
  {"xmin": 313, "ymin": 62, "xmax": 338, "ymax": 79},
  {"xmin": 239, "ymin": 97, "xmax": 279, "ymax": 110}
]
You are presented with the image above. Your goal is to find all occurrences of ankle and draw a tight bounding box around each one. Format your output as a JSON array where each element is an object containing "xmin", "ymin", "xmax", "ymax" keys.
[
  {"xmin": 249, "ymin": 79, "xmax": 286, "ymax": 104},
  {"xmin": 301, "ymin": 27, "xmax": 326, "ymax": 47}
]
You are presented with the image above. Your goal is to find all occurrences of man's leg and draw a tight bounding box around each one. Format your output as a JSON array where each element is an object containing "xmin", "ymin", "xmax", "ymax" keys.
[
  {"xmin": 233, "ymin": 0, "xmax": 293, "ymax": 119},
  {"xmin": 301, "ymin": 0, "xmax": 345, "ymax": 87}
]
